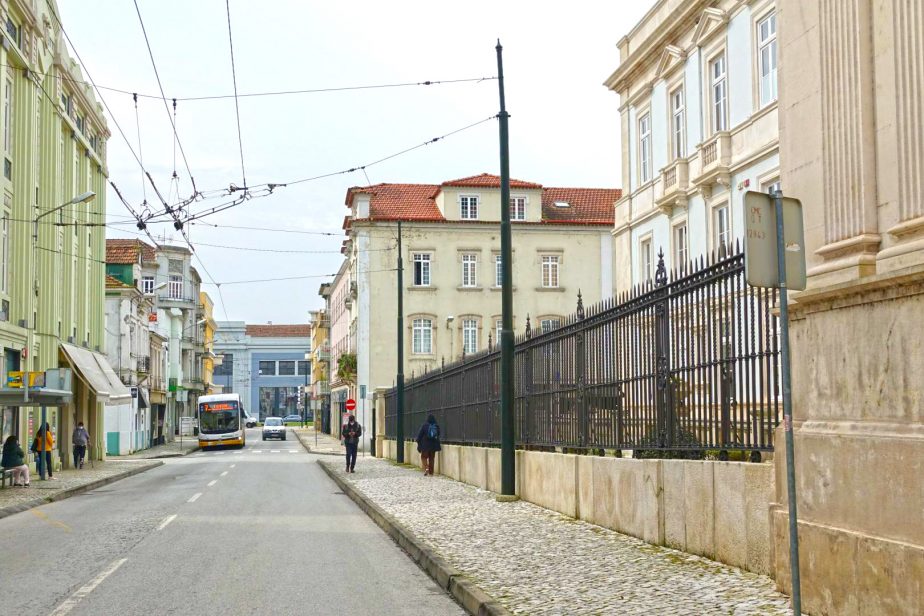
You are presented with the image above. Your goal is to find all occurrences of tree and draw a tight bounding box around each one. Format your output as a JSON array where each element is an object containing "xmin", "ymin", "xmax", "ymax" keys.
[{"xmin": 336, "ymin": 353, "xmax": 356, "ymax": 385}]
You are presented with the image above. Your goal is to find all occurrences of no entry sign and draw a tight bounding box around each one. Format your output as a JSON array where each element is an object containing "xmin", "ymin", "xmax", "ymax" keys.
[{"xmin": 345, "ymin": 398, "xmax": 356, "ymax": 411}]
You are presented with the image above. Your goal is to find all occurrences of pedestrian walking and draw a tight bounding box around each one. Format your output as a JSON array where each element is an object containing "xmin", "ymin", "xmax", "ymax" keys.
[
  {"xmin": 32, "ymin": 423, "xmax": 55, "ymax": 480},
  {"xmin": 72, "ymin": 421, "xmax": 90, "ymax": 469},
  {"xmin": 2, "ymin": 435, "xmax": 30, "ymax": 487},
  {"xmin": 416, "ymin": 414, "xmax": 441, "ymax": 476},
  {"xmin": 341, "ymin": 414, "xmax": 362, "ymax": 473}
]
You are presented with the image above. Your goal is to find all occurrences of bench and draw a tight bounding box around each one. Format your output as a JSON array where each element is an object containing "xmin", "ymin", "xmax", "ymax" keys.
[{"xmin": 1, "ymin": 468, "xmax": 15, "ymax": 488}]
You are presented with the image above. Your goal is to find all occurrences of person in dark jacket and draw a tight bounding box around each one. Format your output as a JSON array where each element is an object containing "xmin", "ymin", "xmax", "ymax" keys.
[
  {"xmin": 2, "ymin": 435, "xmax": 30, "ymax": 486},
  {"xmin": 415, "ymin": 414, "xmax": 441, "ymax": 476},
  {"xmin": 341, "ymin": 415, "xmax": 362, "ymax": 473}
]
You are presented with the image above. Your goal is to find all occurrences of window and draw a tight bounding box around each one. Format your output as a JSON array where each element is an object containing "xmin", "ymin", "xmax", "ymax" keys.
[
  {"xmin": 5, "ymin": 18, "xmax": 19, "ymax": 47},
  {"xmin": 715, "ymin": 205, "xmax": 730, "ymax": 250},
  {"xmin": 495, "ymin": 255, "xmax": 503, "ymax": 288},
  {"xmin": 462, "ymin": 319, "xmax": 478, "ymax": 355},
  {"xmin": 461, "ymin": 254, "xmax": 477, "ymax": 287},
  {"xmin": 640, "ymin": 238, "xmax": 653, "ymax": 281},
  {"xmin": 510, "ymin": 196, "xmax": 526, "ymax": 221},
  {"xmin": 639, "ymin": 113, "xmax": 652, "ymax": 183},
  {"xmin": 674, "ymin": 224, "xmax": 688, "ymax": 269},
  {"xmin": 1, "ymin": 215, "xmax": 7, "ymax": 294},
  {"xmin": 3, "ymin": 79, "xmax": 11, "ymax": 154},
  {"xmin": 412, "ymin": 318, "xmax": 432, "ymax": 354},
  {"xmin": 259, "ymin": 360, "xmax": 276, "ymax": 376},
  {"xmin": 460, "ymin": 195, "xmax": 479, "ymax": 220},
  {"xmin": 758, "ymin": 12, "xmax": 778, "ymax": 107},
  {"xmin": 168, "ymin": 275, "xmax": 183, "ymax": 299},
  {"xmin": 540, "ymin": 318, "xmax": 561, "ymax": 334},
  {"xmin": 413, "ymin": 253, "xmax": 431, "ymax": 286},
  {"xmin": 298, "ymin": 360, "xmax": 310, "ymax": 375},
  {"xmin": 214, "ymin": 353, "xmax": 233, "ymax": 376},
  {"xmin": 141, "ymin": 276, "xmax": 154, "ymax": 294},
  {"xmin": 495, "ymin": 319, "xmax": 502, "ymax": 347},
  {"xmin": 278, "ymin": 361, "xmax": 296, "ymax": 376},
  {"xmin": 671, "ymin": 88, "xmax": 685, "ymax": 159},
  {"xmin": 541, "ymin": 255, "xmax": 560, "ymax": 288},
  {"xmin": 764, "ymin": 179, "xmax": 781, "ymax": 196},
  {"xmin": 711, "ymin": 54, "xmax": 728, "ymax": 133}
]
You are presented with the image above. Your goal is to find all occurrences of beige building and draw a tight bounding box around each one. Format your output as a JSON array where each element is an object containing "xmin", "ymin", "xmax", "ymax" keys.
[
  {"xmin": 773, "ymin": 1, "xmax": 924, "ymax": 613},
  {"xmin": 341, "ymin": 173, "xmax": 619, "ymax": 447},
  {"xmin": 605, "ymin": 0, "xmax": 780, "ymax": 290}
]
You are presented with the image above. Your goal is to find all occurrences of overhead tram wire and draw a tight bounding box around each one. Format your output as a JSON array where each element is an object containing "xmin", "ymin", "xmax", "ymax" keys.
[
  {"xmin": 224, "ymin": 0, "xmax": 247, "ymax": 189},
  {"xmin": 132, "ymin": 0, "xmax": 197, "ymax": 195},
  {"xmin": 0, "ymin": 63, "xmax": 496, "ymax": 101}
]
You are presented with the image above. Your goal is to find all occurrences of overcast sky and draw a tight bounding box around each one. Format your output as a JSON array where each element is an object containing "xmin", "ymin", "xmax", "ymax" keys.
[{"xmin": 60, "ymin": 0, "xmax": 655, "ymax": 324}]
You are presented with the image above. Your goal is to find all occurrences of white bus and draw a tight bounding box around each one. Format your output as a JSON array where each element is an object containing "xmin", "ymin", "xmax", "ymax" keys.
[{"xmin": 198, "ymin": 393, "xmax": 247, "ymax": 449}]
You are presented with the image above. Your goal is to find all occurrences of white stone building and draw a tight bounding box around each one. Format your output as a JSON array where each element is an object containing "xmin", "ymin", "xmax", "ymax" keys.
[{"xmin": 605, "ymin": 0, "xmax": 780, "ymax": 290}]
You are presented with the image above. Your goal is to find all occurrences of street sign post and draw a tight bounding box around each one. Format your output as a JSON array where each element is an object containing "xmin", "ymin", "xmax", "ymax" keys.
[
  {"xmin": 742, "ymin": 189, "xmax": 804, "ymax": 615},
  {"xmin": 345, "ymin": 398, "xmax": 356, "ymax": 412}
]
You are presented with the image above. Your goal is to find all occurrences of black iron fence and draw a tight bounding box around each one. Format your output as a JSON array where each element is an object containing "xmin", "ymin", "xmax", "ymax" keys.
[{"xmin": 386, "ymin": 248, "xmax": 781, "ymax": 457}]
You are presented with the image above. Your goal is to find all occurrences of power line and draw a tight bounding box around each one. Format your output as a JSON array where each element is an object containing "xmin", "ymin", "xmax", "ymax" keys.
[
  {"xmin": 132, "ymin": 0, "xmax": 197, "ymax": 194},
  {"xmin": 224, "ymin": 0, "xmax": 247, "ymax": 188},
  {"xmin": 206, "ymin": 268, "xmax": 397, "ymax": 286},
  {"xmin": 0, "ymin": 63, "xmax": 496, "ymax": 102},
  {"xmin": 190, "ymin": 240, "xmax": 393, "ymax": 254}
]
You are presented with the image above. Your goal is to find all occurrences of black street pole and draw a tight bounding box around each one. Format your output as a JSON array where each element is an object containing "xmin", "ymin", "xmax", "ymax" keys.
[
  {"xmin": 497, "ymin": 40, "xmax": 515, "ymax": 496},
  {"xmin": 396, "ymin": 220, "xmax": 405, "ymax": 463}
]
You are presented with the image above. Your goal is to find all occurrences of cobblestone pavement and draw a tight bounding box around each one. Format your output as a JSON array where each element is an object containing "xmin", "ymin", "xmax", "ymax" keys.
[
  {"xmin": 0, "ymin": 460, "xmax": 160, "ymax": 513},
  {"xmin": 111, "ymin": 437, "xmax": 200, "ymax": 459},
  {"xmin": 292, "ymin": 426, "xmax": 346, "ymax": 456},
  {"xmin": 323, "ymin": 457, "xmax": 796, "ymax": 616}
]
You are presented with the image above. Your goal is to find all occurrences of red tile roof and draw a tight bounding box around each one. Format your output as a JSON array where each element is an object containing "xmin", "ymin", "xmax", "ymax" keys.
[
  {"xmin": 105, "ymin": 275, "xmax": 132, "ymax": 288},
  {"xmin": 441, "ymin": 173, "xmax": 543, "ymax": 189},
  {"xmin": 541, "ymin": 187, "xmax": 621, "ymax": 224},
  {"xmin": 106, "ymin": 239, "xmax": 156, "ymax": 264},
  {"xmin": 245, "ymin": 324, "xmax": 311, "ymax": 338},
  {"xmin": 345, "ymin": 178, "xmax": 619, "ymax": 225}
]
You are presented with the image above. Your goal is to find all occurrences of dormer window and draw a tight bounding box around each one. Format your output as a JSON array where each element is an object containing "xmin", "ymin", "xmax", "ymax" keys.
[
  {"xmin": 510, "ymin": 196, "xmax": 526, "ymax": 221},
  {"xmin": 460, "ymin": 195, "xmax": 479, "ymax": 220}
]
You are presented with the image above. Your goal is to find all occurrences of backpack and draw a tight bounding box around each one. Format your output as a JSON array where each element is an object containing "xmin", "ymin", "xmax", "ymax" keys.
[{"xmin": 427, "ymin": 423, "xmax": 438, "ymax": 440}]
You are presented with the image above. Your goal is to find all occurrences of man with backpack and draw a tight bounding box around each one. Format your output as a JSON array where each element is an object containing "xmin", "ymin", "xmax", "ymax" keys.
[
  {"xmin": 341, "ymin": 414, "xmax": 362, "ymax": 473},
  {"xmin": 415, "ymin": 414, "xmax": 441, "ymax": 476}
]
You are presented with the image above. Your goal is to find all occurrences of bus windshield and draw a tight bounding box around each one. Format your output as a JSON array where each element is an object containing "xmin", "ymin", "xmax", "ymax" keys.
[{"xmin": 199, "ymin": 401, "xmax": 241, "ymax": 434}]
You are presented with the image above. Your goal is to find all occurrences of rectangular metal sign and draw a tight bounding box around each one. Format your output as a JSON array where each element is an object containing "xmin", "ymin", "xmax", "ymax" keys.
[
  {"xmin": 743, "ymin": 191, "xmax": 807, "ymax": 290},
  {"xmin": 359, "ymin": 384, "xmax": 367, "ymax": 399}
]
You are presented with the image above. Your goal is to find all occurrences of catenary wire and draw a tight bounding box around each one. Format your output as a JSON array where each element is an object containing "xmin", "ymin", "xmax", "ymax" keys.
[{"xmin": 224, "ymin": 0, "xmax": 247, "ymax": 188}]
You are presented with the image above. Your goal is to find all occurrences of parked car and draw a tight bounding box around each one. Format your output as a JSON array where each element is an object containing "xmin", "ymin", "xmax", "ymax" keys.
[
  {"xmin": 283, "ymin": 414, "xmax": 303, "ymax": 423},
  {"xmin": 262, "ymin": 417, "xmax": 286, "ymax": 440},
  {"xmin": 244, "ymin": 413, "xmax": 258, "ymax": 428}
]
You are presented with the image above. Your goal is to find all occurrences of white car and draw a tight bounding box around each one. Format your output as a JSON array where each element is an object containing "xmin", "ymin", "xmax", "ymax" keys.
[
  {"xmin": 244, "ymin": 413, "xmax": 258, "ymax": 428},
  {"xmin": 262, "ymin": 417, "xmax": 286, "ymax": 440}
]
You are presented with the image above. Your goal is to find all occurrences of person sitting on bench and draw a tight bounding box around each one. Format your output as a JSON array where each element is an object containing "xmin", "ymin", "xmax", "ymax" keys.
[{"xmin": 2, "ymin": 435, "xmax": 31, "ymax": 487}]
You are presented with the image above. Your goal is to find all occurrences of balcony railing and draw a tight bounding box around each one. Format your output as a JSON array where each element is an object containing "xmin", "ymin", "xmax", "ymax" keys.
[
  {"xmin": 137, "ymin": 355, "xmax": 151, "ymax": 373},
  {"xmin": 316, "ymin": 381, "xmax": 331, "ymax": 395}
]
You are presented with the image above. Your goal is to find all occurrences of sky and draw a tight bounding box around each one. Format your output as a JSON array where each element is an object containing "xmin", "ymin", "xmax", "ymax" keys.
[{"xmin": 59, "ymin": 0, "xmax": 656, "ymax": 325}]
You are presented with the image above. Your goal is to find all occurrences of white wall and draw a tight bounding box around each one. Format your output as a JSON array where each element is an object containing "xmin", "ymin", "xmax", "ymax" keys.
[{"xmin": 727, "ymin": 6, "xmax": 754, "ymax": 129}]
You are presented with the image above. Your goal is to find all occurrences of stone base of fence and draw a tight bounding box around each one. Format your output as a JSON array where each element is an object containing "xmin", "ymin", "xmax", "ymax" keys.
[{"xmin": 383, "ymin": 439, "xmax": 774, "ymax": 576}]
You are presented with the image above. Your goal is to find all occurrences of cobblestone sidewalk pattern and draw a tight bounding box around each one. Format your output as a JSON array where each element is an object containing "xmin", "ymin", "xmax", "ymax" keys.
[
  {"xmin": 110, "ymin": 438, "xmax": 200, "ymax": 459},
  {"xmin": 0, "ymin": 460, "xmax": 161, "ymax": 518},
  {"xmin": 323, "ymin": 457, "xmax": 796, "ymax": 615},
  {"xmin": 291, "ymin": 427, "xmax": 345, "ymax": 456}
]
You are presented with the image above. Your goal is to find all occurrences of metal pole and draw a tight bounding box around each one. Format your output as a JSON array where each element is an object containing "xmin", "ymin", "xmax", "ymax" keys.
[
  {"xmin": 39, "ymin": 406, "xmax": 47, "ymax": 480},
  {"xmin": 496, "ymin": 40, "xmax": 515, "ymax": 496},
  {"xmin": 774, "ymin": 189, "xmax": 802, "ymax": 615},
  {"xmin": 396, "ymin": 221, "xmax": 405, "ymax": 463}
]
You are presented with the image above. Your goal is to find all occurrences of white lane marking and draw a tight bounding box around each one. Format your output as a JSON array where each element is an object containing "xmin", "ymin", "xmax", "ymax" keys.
[
  {"xmin": 156, "ymin": 514, "xmax": 177, "ymax": 531},
  {"xmin": 230, "ymin": 464, "xmax": 236, "ymax": 468},
  {"xmin": 207, "ymin": 480, "xmax": 218, "ymax": 487},
  {"xmin": 270, "ymin": 450, "xmax": 280, "ymax": 453},
  {"xmin": 220, "ymin": 471, "xmax": 228, "ymax": 477},
  {"xmin": 48, "ymin": 558, "xmax": 128, "ymax": 616},
  {"xmin": 253, "ymin": 450, "xmax": 263, "ymax": 454},
  {"xmin": 216, "ymin": 452, "xmax": 225, "ymax": 455},
  {"xmin": 188, "ymin": 493, "xmax": 202, "ymax": 503}
]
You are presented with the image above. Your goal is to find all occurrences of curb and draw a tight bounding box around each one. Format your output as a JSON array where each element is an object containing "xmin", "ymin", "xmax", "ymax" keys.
[
  {"xmin": 292, "ymin": 430, "xmax": 344, "ymax": 457},
  {"xmin": 0, "ymin": 461, "xmax": 164, "ymax": 521},
  {"xmin": 318, "ymin": 461, "xmax": 511, "ymax": 616}
]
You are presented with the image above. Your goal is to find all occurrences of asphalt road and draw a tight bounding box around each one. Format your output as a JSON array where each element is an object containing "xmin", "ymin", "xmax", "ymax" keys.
[{"xmin": 0, "ymin": 428, "xmax": 464, "ymax": 616}]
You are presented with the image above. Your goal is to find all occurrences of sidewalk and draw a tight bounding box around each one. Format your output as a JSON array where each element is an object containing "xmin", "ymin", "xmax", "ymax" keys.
[
  {"xmin": 291, "ymin": 426, "xmax": 346, "ymax": 457},
  {"xmin": 0, "ymin": 459, "xmax": 162, "ymax": 520},
  {"xmin": 110, "ymin": 437, "xmax": 200, "ymax": 459},
  {"xmin": 320, "ymin": 456, "xmax": 797, "ymax": 616}
]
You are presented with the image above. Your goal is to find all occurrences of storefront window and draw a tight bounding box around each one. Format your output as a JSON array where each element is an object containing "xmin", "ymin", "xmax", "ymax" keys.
[{"xmin": 258, "ymin": 387, "xmax": 299, "ymax": 420}]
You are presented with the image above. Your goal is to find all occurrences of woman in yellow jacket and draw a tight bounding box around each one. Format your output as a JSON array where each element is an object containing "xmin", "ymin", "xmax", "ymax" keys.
[{"xmin": 32, "ymin": 423, "xmax": 55, "ymax": 480}]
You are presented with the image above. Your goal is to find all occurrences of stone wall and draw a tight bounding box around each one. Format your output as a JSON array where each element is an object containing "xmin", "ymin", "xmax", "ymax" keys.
[{"xmin": 382, "ymin": 440, "xmax": 773, "ymax": 576}]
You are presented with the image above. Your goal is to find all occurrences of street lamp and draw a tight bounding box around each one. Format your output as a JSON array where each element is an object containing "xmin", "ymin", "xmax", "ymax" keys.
[{"xmin": 29, "ymin": 191, "xmax": 96, "ymax": 478}]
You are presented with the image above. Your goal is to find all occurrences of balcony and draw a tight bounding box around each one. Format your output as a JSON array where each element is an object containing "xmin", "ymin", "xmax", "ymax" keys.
[
  {"xmin": 656, "ymin": 158, "xmax": 689, "ymax": 216},
  {"xmin": 137, "ymin": 355, "xmax": 151, "ymax": 374},
  {"xmin": 315, "ymin": 380, "xmax": 331, "ymax": 395},
  {"xmin": 692, "ymin": 131, "xmax": 732, "ymax": 196},
  {"xmin": 183, "ymin": 378, "xmax": 205, "ymax": 392},
  {"xmin": 157, "ymin": 294, "xmax": 197, "ymax": 310},
  {"xmin": 315, "ymin": 345, "xmax": 331, "ymax": 362}
]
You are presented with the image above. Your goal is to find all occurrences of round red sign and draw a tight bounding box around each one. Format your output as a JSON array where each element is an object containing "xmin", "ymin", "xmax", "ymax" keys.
[{"xmin": 345, "ymin": 399, "xmax": 356, "ymax": 411}]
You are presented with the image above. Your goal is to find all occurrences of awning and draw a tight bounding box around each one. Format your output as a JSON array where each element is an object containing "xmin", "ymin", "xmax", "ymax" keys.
[{"xmin": 60, "ymin": 343, "xmax": 132, "ymax": 406}]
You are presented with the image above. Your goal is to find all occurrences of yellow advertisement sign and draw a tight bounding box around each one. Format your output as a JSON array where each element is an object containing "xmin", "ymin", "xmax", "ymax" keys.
[{"xmin": 6, "ymin": 371, "xmax": 45, "ymax": 388}]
